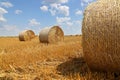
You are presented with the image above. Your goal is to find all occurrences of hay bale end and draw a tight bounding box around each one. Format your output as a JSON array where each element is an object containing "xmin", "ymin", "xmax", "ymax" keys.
[
  {"xmin": 19, "ymin": 30, "xmax": 35, "ymax": 41},
  {"xmin": 82, "ymin": 0, "xmax": 120, "ymax": 72},
  {"xmin": 39, "ymin": 26, "xmax": 64, "ymax": 43}
]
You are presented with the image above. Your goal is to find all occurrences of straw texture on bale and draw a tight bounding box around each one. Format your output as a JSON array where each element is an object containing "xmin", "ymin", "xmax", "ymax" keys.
[
  {"xmin": 19, "ymin": 30, "xmax": 35, "ymax": 41},
  {"xmin": 39, "ymin": 26, "xmax": 64, "ymax": 43},
  {"xmin": 82, "ymin": 0, "xmax": 120, "ymax": 72}
]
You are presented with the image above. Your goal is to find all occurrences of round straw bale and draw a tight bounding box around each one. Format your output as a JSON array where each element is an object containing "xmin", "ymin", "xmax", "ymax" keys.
[
  {"xmin": 39, "ymin": 26, "xmax": 64, "ymax": 43},
  {"xmin": 82, "ymin": 0, "xmax": 120, "ymax": 72},
  {"xmin": 19, "ymin": 30, "xmax": 35, "ymax": 41}
]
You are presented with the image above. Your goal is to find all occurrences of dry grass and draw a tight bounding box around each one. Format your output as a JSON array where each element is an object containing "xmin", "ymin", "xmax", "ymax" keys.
[{"xmin": 0, "ymin": 36, "xmax": 119, "ymax": 80}]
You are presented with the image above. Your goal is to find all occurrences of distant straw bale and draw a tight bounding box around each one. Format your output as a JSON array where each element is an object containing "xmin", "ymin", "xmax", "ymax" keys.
[
  {"xmin": 39, "ymin": 26, "xmax": 64, "ymax": 43},
  {"xmin": 19, "ymin": 30, "xmax": 35, "ymax": 41},
  {"xmin": 82, "ymin": 0, "xmax": 120, "ymax": 72}
]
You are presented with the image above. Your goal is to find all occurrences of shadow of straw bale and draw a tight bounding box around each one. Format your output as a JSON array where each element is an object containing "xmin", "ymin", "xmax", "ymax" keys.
[
  {"xmin": 0, "ymin": 75, "xmax": 14, "ymax": 80},
  {"xmin": 57, "ymin": 57, "xmax": 89, "ymax": 76},
  {"xmin": 56, "ymin": 57, "xmax": 120, "ymax": 79}
]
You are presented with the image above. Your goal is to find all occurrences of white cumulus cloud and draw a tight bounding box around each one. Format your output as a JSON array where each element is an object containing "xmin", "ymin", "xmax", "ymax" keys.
[
  {"xmin": 82, "ymin": 0, "xmax": 95, "ymax": 4},
  {"xmin": 41, "ymin": 0, "xmax": 69, "ymax": 16},
  {"xmin": 40, "ymin": 5, "xmax": 48, "ymax": 11},
  {"xmin": 28, "ymin": 19, "xmax": 40, "ymax": 27},
  {"xmin": 0, "ymin": 2, "xmax": 13, "ymax": 8},
  {"xmin": 43, "ymin": 0, "xmax": 68, "ymax": 4},
  {"xmin": 56, "ymin": 17, "xmax": 73, "ymax": 26},
  {"xmin": 66, "ymin": 22, "xmax": 73, "ymax": 26},
  {"xmin": 49, "ymin": 3, "xmax": 59, "ymax": 16},
  {"xmin": 0, "ymin": 7, "xmax": 8, "ymax": 22},
  {"xmin": 56, "ymin": 17, "xmax": 71, "ymax": 24},
  {"xmin": 75, "ymin": 10, "xmax": 83, "ymax": 15},
  {"xmin": 81, "ymin": 2, "xmax": 84, "ymax": 7},
  {"xmin": 0, "ymin": 15, "xmax": 6, "ymax": 22},
  {"xmin": 0, "ymin": 24, "xmax": 20, "ymax": 36},
  {"xmin": 50, "ymin": 3, "xmax": 59, "ymax": 9},
  {"xmin": 58, "ymin": 5, "xmax": 69, "ymax": 16},
  {"xmin": 0, "ymin": 7, "xmax": 8, "ymax": 14},
  {"xmin": 15, "ymin": 10, "xmax": 22, "ymax": 14},
  {"xmin": 74, "ymin": 20, "xmax": 82, "ymax": 25},
  {"xmin": 49, "ymin": 9, "xmax": 56, "ymax": 16},
  {"xmin": 49, "ymin": 4, "xmax": 69, "ymax": 16},
  {"xmin": 3, "ymin": 25, "xmax": 18, "ymax": 31},
  {"xmin": 58, "ymin": 0, "xmax": 68, "ymax": 4},
  {"xmin": 80, "ymin": 0, "xmax": 96, "ymax": 7}
]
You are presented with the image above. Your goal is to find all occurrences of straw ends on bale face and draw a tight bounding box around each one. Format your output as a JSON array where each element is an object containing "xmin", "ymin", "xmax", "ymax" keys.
[
  {"xmin": 19, "ymin": 30, "xmax": 35, "ymax": 41},
  {"xmin": 39, "ymin": 26, "xmax": 64, "ymax": 43},
  {"xmin": 82, "ymin": 0, "xmax": 120, "ymax": 72}
]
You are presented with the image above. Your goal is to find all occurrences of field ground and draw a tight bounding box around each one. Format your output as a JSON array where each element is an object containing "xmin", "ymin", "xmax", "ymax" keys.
[{"xmin": 0, "ymin": 36, "xmax": 119, "ymax": 80}]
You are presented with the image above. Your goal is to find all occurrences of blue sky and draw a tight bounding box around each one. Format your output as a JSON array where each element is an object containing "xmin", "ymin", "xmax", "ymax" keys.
[{"xmin": 0, "ymin": 0, "xmax": 96, "ymax": 36}]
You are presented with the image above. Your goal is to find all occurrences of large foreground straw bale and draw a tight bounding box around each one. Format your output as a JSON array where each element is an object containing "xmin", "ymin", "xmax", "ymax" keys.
[
  {"xmin": 39, "ymin": 26, "xmax": 64, "ymax": 43},
  {"xmin": 19, "ymin": 30, "xmax": 35, "ymax": 41},
  {"xmin": 82, "ymin": 0, "xmax": 120, "ymax": 72}
]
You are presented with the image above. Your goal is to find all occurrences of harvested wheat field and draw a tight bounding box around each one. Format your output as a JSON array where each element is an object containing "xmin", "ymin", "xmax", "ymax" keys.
[{"xmin": 0, "ymin": 35, "xmax": 119, "ymax": 80}]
